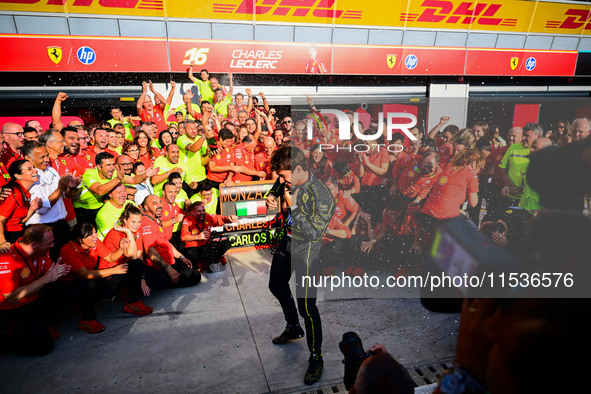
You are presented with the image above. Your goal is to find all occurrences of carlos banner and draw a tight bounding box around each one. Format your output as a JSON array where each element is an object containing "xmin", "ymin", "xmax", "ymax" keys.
[
  {"xmin": 1, "ymin": 0, "xmax": 590, "ymax": 35},
  {"xmin": 0, "ymin": 34, "xmax": 579, "ymax": 76}
]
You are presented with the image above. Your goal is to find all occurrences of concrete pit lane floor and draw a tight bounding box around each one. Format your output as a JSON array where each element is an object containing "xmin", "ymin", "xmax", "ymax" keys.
[{"xmin": 0, "ymin": 247, "xmax": 459, "ymax": 393}]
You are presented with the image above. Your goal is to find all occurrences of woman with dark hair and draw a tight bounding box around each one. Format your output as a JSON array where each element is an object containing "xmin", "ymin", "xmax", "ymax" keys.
[
  {"xmin": 101, "ymin": 204, "xmax": 152, "ymax": 315},
  {"xmin": 0, "ymin": 160, "xmax": 43, "ymax": 252},
  {"xmin": 158, "ymin": 130, "xmax": 173, "ymax": 154},
  {"xmin": 308, "ymin": 144, "xmax": 334, "ymax": 182},
  {"xmin": 58, "ymin": 222, "xmax": 134, "ymax": 333},
  {"xmin": 134, "ymin": 129, "xmax": 159, "ymax": 168},
  {"xmin": 553, "ymin": 119, "xmax": 571, "ymax": 145},
  {"xmin": 122, "ymin": 140, "xmax": 141, "ymax": 162}
]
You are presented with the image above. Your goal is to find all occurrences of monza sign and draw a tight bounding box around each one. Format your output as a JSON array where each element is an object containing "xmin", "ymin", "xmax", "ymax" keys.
[{"xmin": 219, "ymin": 181, "xmax": 281, "ymax": 248}]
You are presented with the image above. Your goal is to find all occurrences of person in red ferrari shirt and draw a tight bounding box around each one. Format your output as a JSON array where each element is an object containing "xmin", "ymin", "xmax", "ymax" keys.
[
  {"xmin": 207, "ymin": 128, "xmax": 239, "ymax": 188},
  {"xmin": 180, "ymin": 202, "xmax": 237, "ymax": 272},
  {"xmin": 232, "ymin": 135, "xmax": 267, "ymax": 183},
  {"xmin": 420, "ymin": 148, "xmax": 485, "ymax": 234},
  {"xmin": 137, "ymin": 80, "xmax": 174, "ymax": 133},
  {"xmin": 140, "ymin": 195, "xmax": 201, "ymax": 289},
  {"xmin": 0, "ymin": 224, "xmax": 70, "ymax": 355},
  {"xmin": 83, "ymin": 127, "xmax": 118, "ymax": 165},
  {"xmin": 58, "ymin": 222, "xmax": 133, "ymax": 334},
  {"xmin": 390, "ymin": 151, "xmax": 442, "ymax": 206},
  {"xmin": 305, "ymin": 45, "xmax": 327, "ymax": 74},
  {"xmin": 254, "ymin": 136, "xmax": 276, "ymax": 180},
  {"xmin": 0, "ymin": 160, "xmax": 43, "ymax": 251},
  {"xmin": 357, "ymin": 136, "xmax": 390, "ymax": 219},
  {"xmin": 160, "ymin": 182, "xmax": 185, "ymax": 248},
  {"xmin": 101, "ymin": 204, "xmax": 153, "ymax": 316},
  {"xmin": 1, "ymin": 123, "xmax": 25, "ymax": 174}
]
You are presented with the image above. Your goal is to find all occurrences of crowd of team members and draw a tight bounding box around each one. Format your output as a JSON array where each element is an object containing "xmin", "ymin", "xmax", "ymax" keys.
[{"xmin": 0, "ymin": 64, "xmax": 589, "ymax": 356}]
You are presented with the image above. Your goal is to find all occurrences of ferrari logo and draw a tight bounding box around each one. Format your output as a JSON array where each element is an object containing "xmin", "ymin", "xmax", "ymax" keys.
[
  {"xmin": 47, "ymin": 46, "xmax": 62, "ymax": 64},
  {"xmin": 386, "ymin": 54, "xmax": 396, "ymax": 69},
  {"xmin": 302, "ymin": 193, "xmax": 308, "ymax": 204},
  {"xmin": 510, "ymin": 57, "xmax": 518, "ymax": 70}
]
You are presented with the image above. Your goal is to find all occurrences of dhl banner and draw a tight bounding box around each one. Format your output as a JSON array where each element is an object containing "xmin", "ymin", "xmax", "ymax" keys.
[
  {"xmin": 0, "ymin": 0, "xmax": 590, "ymax": 36},
  {"xmin": 0, "ymin": 34, "xmax": 578, "ymax": 76}
]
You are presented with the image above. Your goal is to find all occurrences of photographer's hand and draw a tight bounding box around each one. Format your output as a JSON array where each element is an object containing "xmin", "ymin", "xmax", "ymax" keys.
[
  {"xmin": 367, "ymin": 343, "xmax": 386, "ymax": 355},
  {"xmin": 491, "ymin": 231, "xmax": 508, "ymax": 247},
  {"xmin": 453, "ymin": 298, "xmax": 498, "ymax": 384}
]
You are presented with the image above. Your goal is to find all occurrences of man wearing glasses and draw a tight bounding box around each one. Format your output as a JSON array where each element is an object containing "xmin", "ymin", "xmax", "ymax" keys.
[{"xmin": 281, "ymin": 117, "xmax": 293, "ymax": 136}]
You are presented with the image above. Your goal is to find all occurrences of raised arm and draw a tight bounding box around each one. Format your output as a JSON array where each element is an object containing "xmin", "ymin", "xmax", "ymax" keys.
[
  {"xmin": 188, "ymin": 60, "xmax": 198, "ymax": 83},
  {"xmin": 184, "ymin": 91, "xmax": 199, "ymax": 119},
  {"xmin": 227, "ymin": 73, "xmax": 234, "ymax": 97},
  {"xmin": 245, "ymin": 88, "xmax": 253, "ymax": 114},
  {"xmin": 137, "ymin": 81, "xmax": 148, "ymax": 116},
  {"xmin": 259, "ymin": 91, "xmax": 269, "ymax": 114},
  {"xmin": 166, "ymin": 80, "xmax": 176, "ymax": 109},
  {"xmin": 52, "ymin": 92, "xmax": 68, "ymax": 131},
  {"xmin": 149, "ymin": 80, "xmax": 166, "ymax": 110},
  {"xmin": 428, "ymin": 116, "xmax": 450, "ymax": 139}
]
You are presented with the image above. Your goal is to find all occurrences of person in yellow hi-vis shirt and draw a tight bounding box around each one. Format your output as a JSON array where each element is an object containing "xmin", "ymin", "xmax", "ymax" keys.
[
  {"xmin": 73, "ymin": 152, "xmax": 155, "ymax": 226},
  {"xmin": 189, "ymin": 179, "xmax": 219, "ymax": 215},
  {"xmin": 175, "ymin": 120, "xmax": 211, "ymax": 198},
  {"xmin": 188, "ymin": 62, "xmax": 214, "ymax": 104},
  {"xmin": 151, "ymin": 144, "xmax": 188, "ymax": 196},
  {"xmin": 107, "ymin": 107, "xmax": 138, "ymax": 141},
  {"xmin": 96, "ymin": 184, "xmax": 128, "ymax": 241}
]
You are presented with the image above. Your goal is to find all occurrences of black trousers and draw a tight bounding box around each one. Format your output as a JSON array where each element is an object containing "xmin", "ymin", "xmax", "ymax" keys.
[
  {"xmin": 103, "ymin": 259, "xmax": 146, "ymax": 303},
  {"xmin": 46, "ymin": 219, "xmax": 72, "ymax": 263},
  {"xmin": 182, "ymin": 239, "xmax": 231, "ymax": 271},
  {"xmin": 44, "ymin": 259, "xmax": 146, "ymax": 321},
  {"xmin": 269, "ymin": 236, "xmax": 322, "ymax": 355},
  {"xmin": 74, "ymin": 207, "xmax": 100, "ymax": 227},
  {"xmin": 0, "ymin": 300, "xmax": 54, "ymax": 356},
  {"xmin": 144, "ymin": 259, "xmax": 201, "ymax": 289}
]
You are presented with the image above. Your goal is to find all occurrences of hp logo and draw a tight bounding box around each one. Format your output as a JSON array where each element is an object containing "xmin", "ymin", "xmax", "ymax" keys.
[
  {"xmin": 525, "ymin": 57, "xmax": 536, "ymax": 71},
  {"xmin": 405, "ymin": 54, "xmax": 418, "ymax": 70},
  {"xmin": 77, "ymin": 47, "xmax": 96, "ymax": 65}
]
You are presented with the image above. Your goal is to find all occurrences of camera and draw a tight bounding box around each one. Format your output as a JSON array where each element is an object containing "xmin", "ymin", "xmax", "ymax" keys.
[
  {"xmin": 479, "ymin": 221, "xmax": 506, "ymax": 237},
  {"xmin": 339, "ymin": 331, "xmax": 374, "ymax": 390}
]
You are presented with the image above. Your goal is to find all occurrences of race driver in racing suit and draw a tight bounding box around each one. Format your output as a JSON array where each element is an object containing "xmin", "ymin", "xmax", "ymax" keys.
[{"xmin": 266, "ymin": 145, "xmax": 334, "ymax": 386}]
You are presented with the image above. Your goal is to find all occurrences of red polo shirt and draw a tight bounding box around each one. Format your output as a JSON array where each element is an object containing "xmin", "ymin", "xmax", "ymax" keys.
[
  {"xmin": 140, "ymin": 106, "xmax": 167, "ymax": 132},
  {"xmin": 140, "ymin": 214, "xmax": 175, "ymax": 268},
  {"xmin": 181, "ymin": 213, "xmax": 225, "ymax": 248},
  {"xmin": 59, "ymin": 240, "xmax": 110, "ymax": 281},
  {"xmin": 333, "ymin": 191, "xmax": 359, "ymax": 222},
  {"xmin": 161, "ymin": 199, "xmax": 184, "ymax": 239},
  {"xmin": 396, "ymin": 165, "xmax": 443, "ymax": 201},
  {"xmin": 0, "ymin": 240, "xmax": 52, "ymax": 310},
  {"xmin": 421, "ymin": 165, "xmax": 479, "ymax": 219},
  {"xmin": 54, "ymin": 152, "xmax": 93, "ymax": 175},
  {"xmin": 361, "ymin": 149, "xmax": 389, "ymax": 187},
  {"xmin": 254, "ymin": 152, "xmax": 272, "ymax": 180},
  {"xmin": 208, "ymin": 147, "xmax": 233, "ymax": 183},
  {"xmin": 82, "ymin": 147, "xmax": 118, "ymax": 168},
  {"xmin": 0, "ymin": 182, "xmax": 30, "ymax": 232},
  {"xmin": 0, "ymin": 142, "xmax": 23, "ymax": 171},
  {"xmin": 100, "ymin": 229, "xmax": 143, "ymax": 269},
  {"xmin": 232, "ymin": 144, "xmax": 256, "ymax": 183}
]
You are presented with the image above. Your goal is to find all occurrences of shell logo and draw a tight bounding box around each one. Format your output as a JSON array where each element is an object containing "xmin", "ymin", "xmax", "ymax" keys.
[
  {"xmin": 439, "ymin": 176, "xmax": 449, "ymax": 185},
  {"xmin": 21, "ymin": 267, "xmax": 31, "ymax": 279},
  {"xmin": 407, "ymin": 171, "xmax": 415, "ymax": 178}
]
